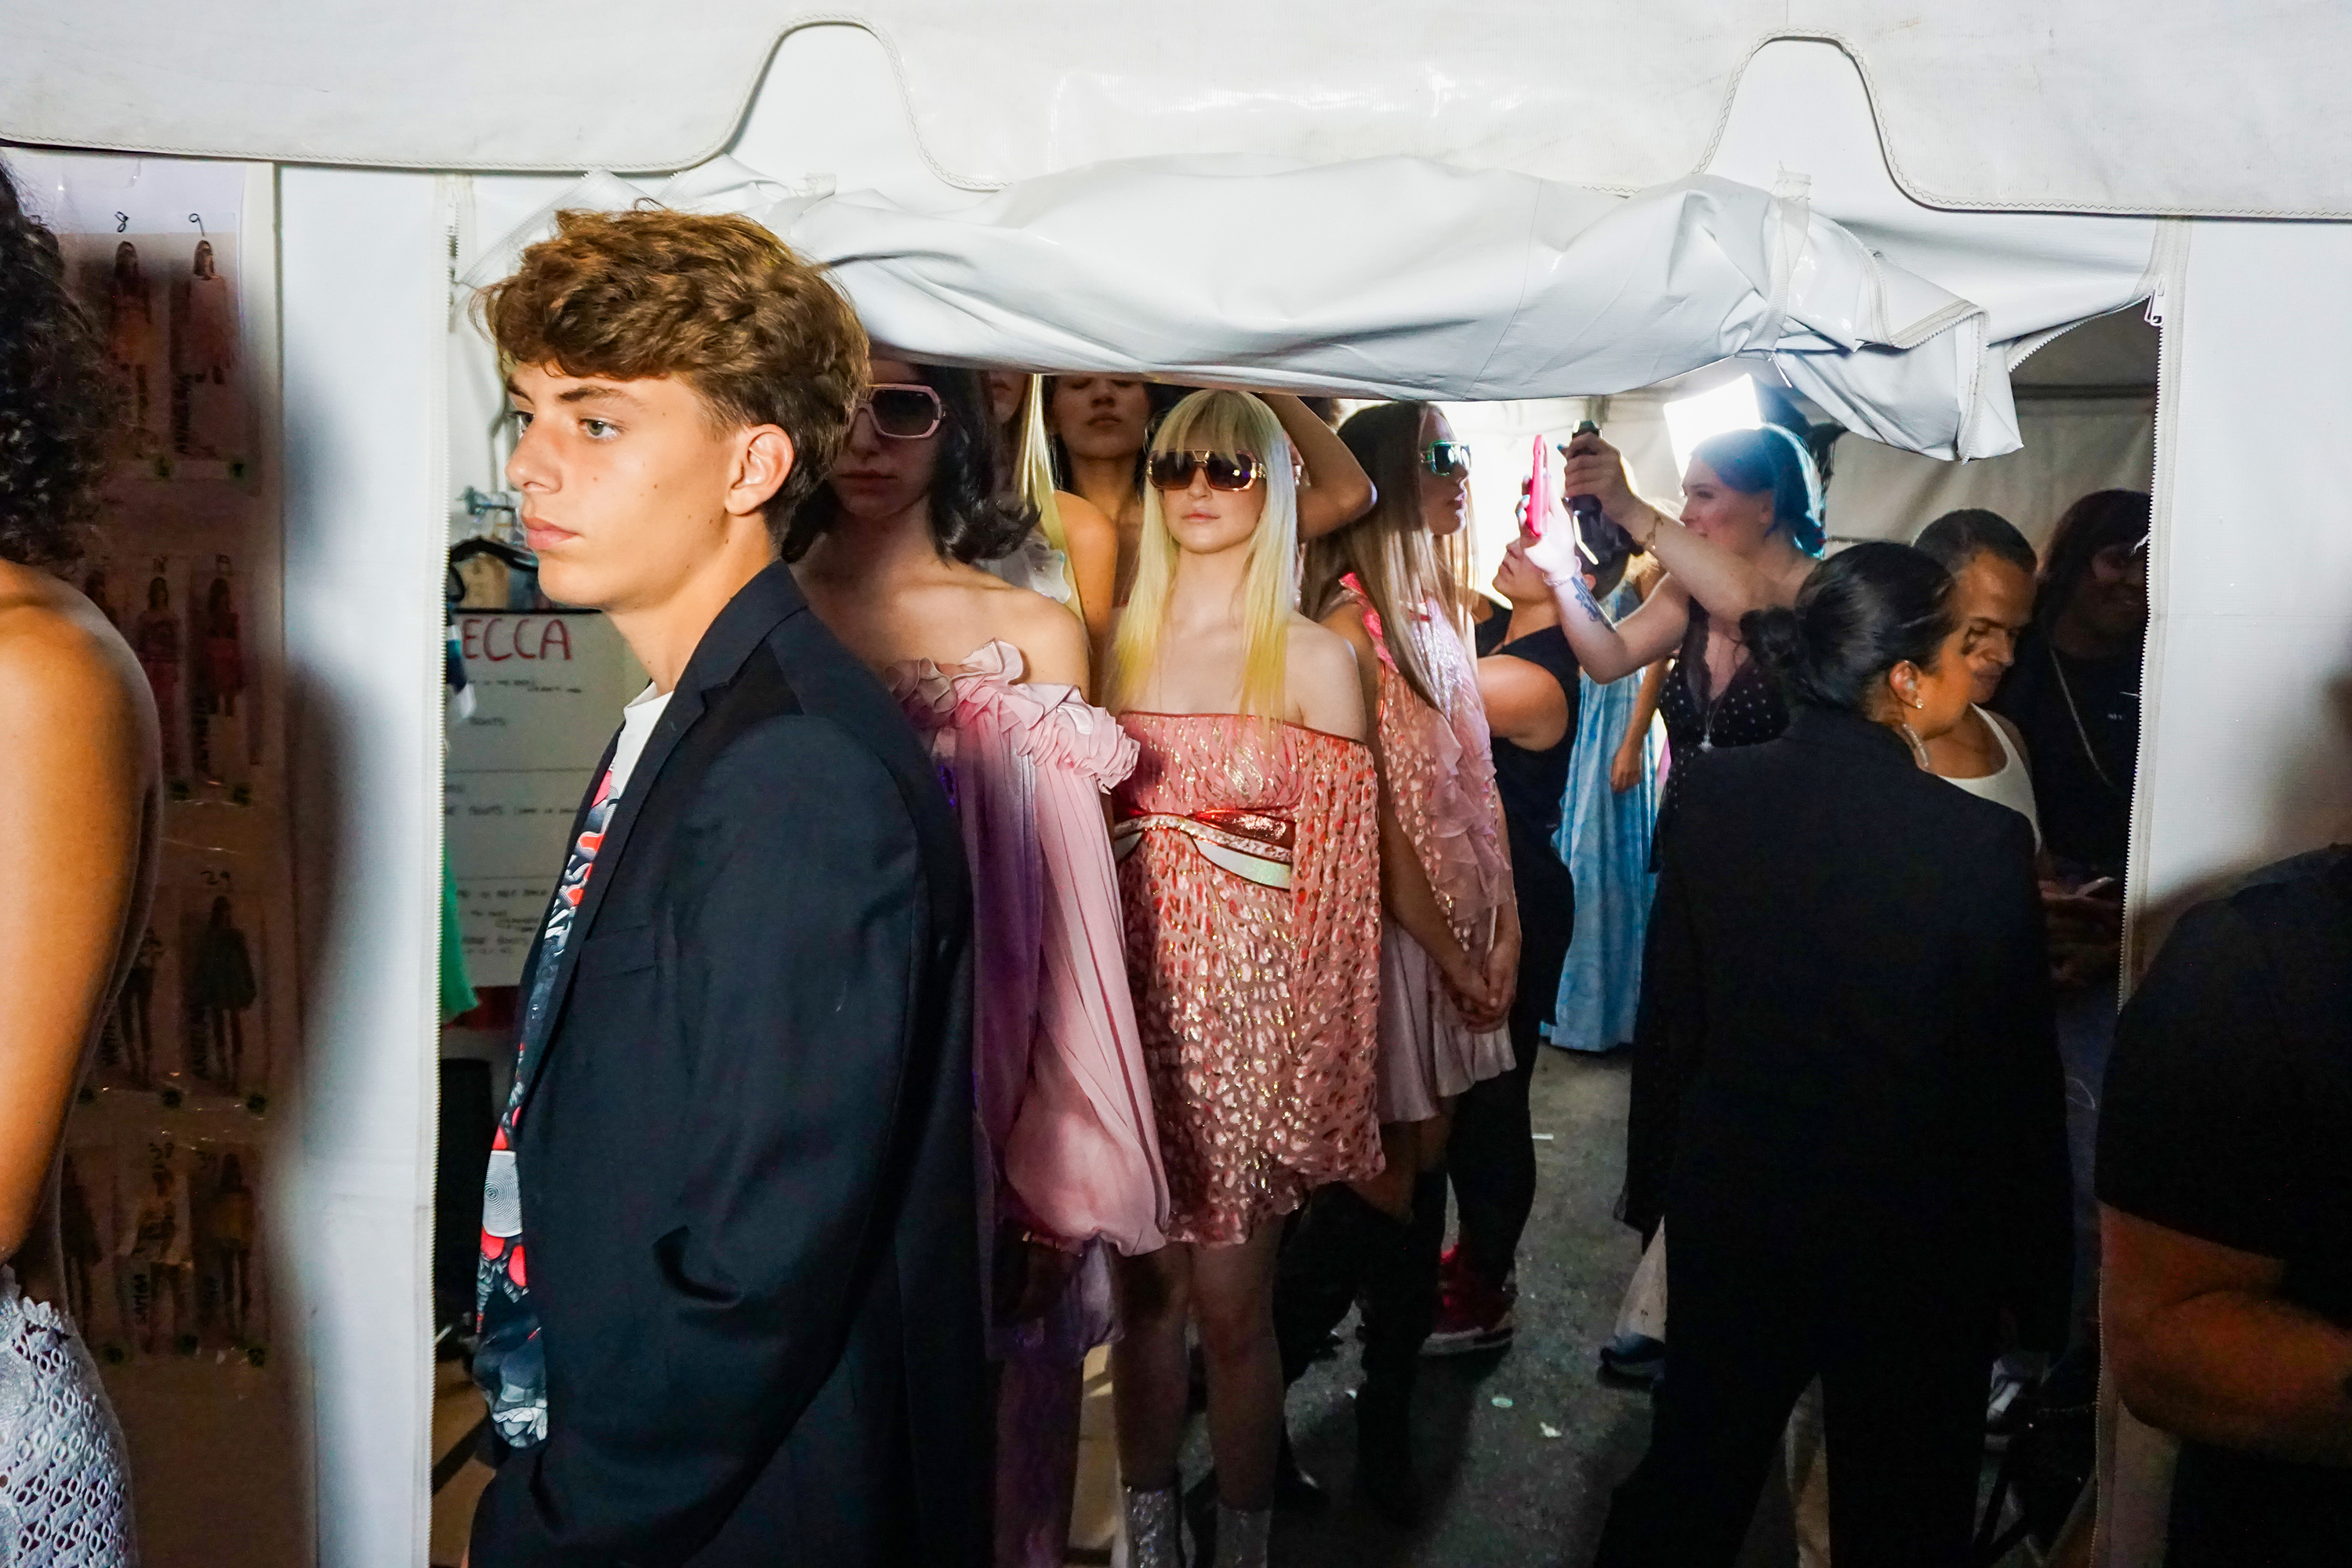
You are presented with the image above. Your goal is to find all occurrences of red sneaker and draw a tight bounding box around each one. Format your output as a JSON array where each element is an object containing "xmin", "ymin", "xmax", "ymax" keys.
[{"xmin": 1423, "ymin": 1268, "xmax": 1517, "ymax": 1356}]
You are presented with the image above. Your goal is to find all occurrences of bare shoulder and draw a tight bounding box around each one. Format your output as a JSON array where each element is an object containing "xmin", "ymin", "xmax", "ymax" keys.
[
  {"xmin": 1314, "ymin": 597, "xmax": 1377, "ymax": 656},
  {"xmin": 1054, "ymin": 491, "xmax": 1116, "ymax": 550},
  {"xmin": 0, "ymin": 568, "xmax": 147, "ymax": 723},
  {"xmin": 993, "ymin": 583, "xmax": 1090, "ymax": 689},
  {"xmin": 1285, "ymin": 613, "xmax": 1369, "ymax": 740}
]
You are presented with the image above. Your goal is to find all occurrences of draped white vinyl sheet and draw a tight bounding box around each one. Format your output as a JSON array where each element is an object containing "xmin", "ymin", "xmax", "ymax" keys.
[
  {"xmin": 467, "ymin": 156, "xmax": 2154, "ymax": 461},
  {"xmin": 5, "ymin": 2, "xmax": 2350, "ymax": 216}
]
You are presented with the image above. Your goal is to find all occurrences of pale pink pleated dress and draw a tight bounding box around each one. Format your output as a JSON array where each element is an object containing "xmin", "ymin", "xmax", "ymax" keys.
[{"xmin": 890, "ymin": 641, "xmax": 1169, "ymax": 1568}]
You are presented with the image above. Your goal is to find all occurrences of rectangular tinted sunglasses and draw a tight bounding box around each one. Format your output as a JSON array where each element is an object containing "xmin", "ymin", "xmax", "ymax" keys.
[
  {"xmin": 1146, "ymin": 450, "xmax": 1266, "ymax": 492},
  {"xmin": 857, "ymin": 383, "xmax": 945, "ymax": 439}
]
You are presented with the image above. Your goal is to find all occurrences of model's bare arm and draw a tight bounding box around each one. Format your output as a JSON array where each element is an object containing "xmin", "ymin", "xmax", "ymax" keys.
[
  {"xmin": 0, "ymin": 597, "xmax": 156, "ymax": 1259},
  {"xmin": 1268, "ymin": 394, "xmax": 1375, "ymax": 540},
  {"xmin": 1054, "ymin": 490, "xmax": 1121, "ymax": 679},
  {"xmin": 2102, "ymin": 1205, "xmax": 2352, "ymax": 1466}
]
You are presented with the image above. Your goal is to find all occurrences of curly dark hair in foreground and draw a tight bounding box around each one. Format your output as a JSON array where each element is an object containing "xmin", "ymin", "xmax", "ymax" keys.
[
  {"xmin": 785, "ymin": 363, "xmax": 1035, "ymax": 565},
  {"xmin": 0, "ymin": 161, "xmax": 117, "ymax": 567}
]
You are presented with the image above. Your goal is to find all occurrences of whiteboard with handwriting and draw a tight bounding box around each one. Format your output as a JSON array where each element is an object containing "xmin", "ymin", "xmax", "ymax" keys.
[{"xmin": 445, "ymin": 612, "xmax": 644, "ymax": 986}]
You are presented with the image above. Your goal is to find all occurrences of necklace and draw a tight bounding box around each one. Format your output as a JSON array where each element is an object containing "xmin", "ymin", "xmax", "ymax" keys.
[{"xmin": 2048, "ymin": 643, "xmax": 2123, "ymax": 796}]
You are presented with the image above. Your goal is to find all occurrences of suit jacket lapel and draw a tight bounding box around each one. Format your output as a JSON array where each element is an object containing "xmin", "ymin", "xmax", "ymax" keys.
[{"xmin": 512, "ymin": 561, "xmax": 814, "ymax": 1107}]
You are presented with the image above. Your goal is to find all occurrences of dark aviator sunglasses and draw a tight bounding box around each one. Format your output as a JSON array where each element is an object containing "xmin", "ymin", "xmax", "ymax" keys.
[{"xmin": 1146, "ymin": 450, "xmax": 1267, "ymax": 492}]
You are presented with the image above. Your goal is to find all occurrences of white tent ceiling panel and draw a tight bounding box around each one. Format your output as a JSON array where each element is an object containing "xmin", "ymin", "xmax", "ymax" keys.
[
  {"xmin": 467, "ymin": 150, "xmax": 2153, "ymax": 460},
  {"xmin": 5, "ymin": 3, "xmax": 2348, "ymax": 216}
]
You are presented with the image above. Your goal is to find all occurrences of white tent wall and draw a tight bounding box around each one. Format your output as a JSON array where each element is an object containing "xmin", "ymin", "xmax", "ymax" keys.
[
  {"xmin": 1824, "ymin": 397, "xmax": 2156, "ymax": 547},
  {"xmin": 281, "ymin": 165, "xmax": 448, "ymax": 1568},
  {"xmin": 2132, "ymin": 222, "xmax": 2352, "ymax": 949}
]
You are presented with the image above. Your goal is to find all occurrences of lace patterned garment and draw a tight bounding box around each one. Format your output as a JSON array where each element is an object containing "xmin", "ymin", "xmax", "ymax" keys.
[
  {"xmin": 0, "ymin": 1269, "xmax": 137, "ymax": 1565},
  {"xmin": 1347, "ymin": 583, "xmax": 1518, "ymax": 1123},
  {"xmin": 1112, "ymin": 714, "xmax": 1384, "ymax": 1246}
]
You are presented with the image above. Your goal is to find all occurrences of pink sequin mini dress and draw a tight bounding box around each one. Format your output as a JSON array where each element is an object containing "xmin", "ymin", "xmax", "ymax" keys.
[{"xmin": 1112, "ymin": 713, "xmax": 1385, "ymax": 1246}]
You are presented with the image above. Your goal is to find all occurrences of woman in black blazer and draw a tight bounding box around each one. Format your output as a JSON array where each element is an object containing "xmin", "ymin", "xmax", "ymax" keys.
[{"xmin": 1593, "ymin": 543, "xmax": 2073, "ymax": 1568}]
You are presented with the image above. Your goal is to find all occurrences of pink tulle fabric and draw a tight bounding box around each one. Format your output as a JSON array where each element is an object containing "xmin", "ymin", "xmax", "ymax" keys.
[
  {"xmin": 891, "ymin": 642, "xmax": 1170, "ymax": 1332},
  {"xmin": 1345, "ymin": 583, "xmax": 1519, "ymax": 1122}
]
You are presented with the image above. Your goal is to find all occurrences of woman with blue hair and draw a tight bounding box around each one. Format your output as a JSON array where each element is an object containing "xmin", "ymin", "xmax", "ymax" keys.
[{"xmin": 1512, "ymin": 419, "xmax": 1827, "ymax": 1372}]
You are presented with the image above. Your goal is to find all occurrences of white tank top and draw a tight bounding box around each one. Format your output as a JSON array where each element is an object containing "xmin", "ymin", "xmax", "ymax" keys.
[{"xmin": 1944, "ymin": 705, "xmax": 2041, "ymax": 848}]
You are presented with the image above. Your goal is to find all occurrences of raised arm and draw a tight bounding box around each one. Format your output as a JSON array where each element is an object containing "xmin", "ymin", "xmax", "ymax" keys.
[
  {"xmin": 0, "ymin": 601, "xmax": 156, "ymax": 1263},
  {"xmin": 1268, "ymin": 394, "xmax": 1376, "ymax": 540},
  {"xmin": 1507, "ymin": 535, "xmax": 1691, "ymax": 684},
  {"xmin": 1553, "ymin": 428, "xmax": 1791, "ymax": 622}
]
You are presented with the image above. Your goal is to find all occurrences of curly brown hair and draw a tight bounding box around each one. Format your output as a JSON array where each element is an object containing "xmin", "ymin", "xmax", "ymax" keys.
[
  {"xmin": 0, "ymin": 161, "xmax": 118, "ymax": 568},
  {"xmin": 477, "ymin": 207, "xmax": 869, "ymax": 543}
]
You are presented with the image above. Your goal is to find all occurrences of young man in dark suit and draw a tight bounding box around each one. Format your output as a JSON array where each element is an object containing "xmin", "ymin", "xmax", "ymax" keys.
[{"xmin": 466, "ymin": 208, "xmax": 985, "ymax": 1567}]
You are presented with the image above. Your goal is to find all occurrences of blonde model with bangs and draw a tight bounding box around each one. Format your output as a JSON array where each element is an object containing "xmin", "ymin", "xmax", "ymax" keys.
[{"xmin": 1104, "ymin": 391, "xmax": 1386, "ymax": 1568}]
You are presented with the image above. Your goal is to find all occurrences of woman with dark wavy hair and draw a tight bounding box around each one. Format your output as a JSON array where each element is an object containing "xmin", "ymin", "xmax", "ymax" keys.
[
  {"xmin": 0, "ymin": 157, "xmax": 157, "ymax": 1562},
  {"xmin": 1592, "ymin": 543, "xmax": 2071, "ymax": 1568},
  {"xmin": 793, "ymin": 353, "xmax": 1170, "ymax": 1568}
]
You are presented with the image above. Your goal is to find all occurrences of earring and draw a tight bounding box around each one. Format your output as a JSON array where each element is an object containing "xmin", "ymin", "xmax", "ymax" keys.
[{"xmin": 1898, "ymin": 720, "xmax": 1930, "ymax": 769}]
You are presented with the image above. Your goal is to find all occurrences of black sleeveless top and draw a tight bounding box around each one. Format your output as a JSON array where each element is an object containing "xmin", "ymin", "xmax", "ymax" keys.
[
  {"xmin": 1474, "ymin": 614, "xmax": 1583, "ymax": 846},
  {"xmin": 1654, "ymin": 604, "xmax": 1788, "ymax": 860}
]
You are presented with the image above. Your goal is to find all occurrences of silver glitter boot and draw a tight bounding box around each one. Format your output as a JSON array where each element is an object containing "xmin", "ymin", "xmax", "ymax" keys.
[
  {"xmin": 1214, "ymin": 1502, "xmax": 1271, "ymax": 1568},
  {"xmin": 1122, "ymin": 1483, "xmax": 1183, "ymax": 1568}
]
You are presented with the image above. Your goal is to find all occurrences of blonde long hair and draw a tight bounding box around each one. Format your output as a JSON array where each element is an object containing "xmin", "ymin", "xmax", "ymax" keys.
[
  {"xmin": 1011, "ymin": 375, "xmax": 1082, "ymax": 619},
  {"xmin": 1301, "ymin": 400, "xmax": 1472, "ymax": 712},
  {"xmin": 1109, "ymin": 390, "xmax": 1299, "ymax": 718}
]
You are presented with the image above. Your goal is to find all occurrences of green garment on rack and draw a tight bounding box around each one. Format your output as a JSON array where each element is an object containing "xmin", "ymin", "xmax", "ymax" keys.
[{"xmin": 441, "ymin": 857, "xmax": 477, "ymax": 1022}]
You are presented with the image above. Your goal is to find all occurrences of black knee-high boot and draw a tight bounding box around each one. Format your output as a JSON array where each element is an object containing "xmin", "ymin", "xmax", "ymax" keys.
[{"xmin": 1355, "ymin": 1172, "xmax": 1447, "ymax": 1524}]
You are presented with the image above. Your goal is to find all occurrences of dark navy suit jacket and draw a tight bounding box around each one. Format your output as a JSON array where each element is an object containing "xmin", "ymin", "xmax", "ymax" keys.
[{"xmin": 471, "ymin": 562, "xmax": 986, "ymax": 1566}]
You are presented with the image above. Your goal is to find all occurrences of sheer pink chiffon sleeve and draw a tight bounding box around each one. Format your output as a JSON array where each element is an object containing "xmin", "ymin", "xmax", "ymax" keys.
[{"xmin": 1001, "ymin": 701, "xmax": 1171, "ymax": 1256}]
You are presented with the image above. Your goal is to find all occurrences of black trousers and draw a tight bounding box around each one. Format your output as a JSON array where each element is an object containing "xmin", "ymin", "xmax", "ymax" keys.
[
  {"xmin": 1446, "ymin": 846, "xmax": 1572, "ymax": 1288},
  {"xmin": 1594, "ymin": 1218, "xmax": 1995, "ymax": 1568}
]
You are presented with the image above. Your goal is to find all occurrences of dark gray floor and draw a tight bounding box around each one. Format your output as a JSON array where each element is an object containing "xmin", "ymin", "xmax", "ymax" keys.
[{"xmin": 1185, "ymin": 1047, "xmax": 1803, "ymax": 1567}]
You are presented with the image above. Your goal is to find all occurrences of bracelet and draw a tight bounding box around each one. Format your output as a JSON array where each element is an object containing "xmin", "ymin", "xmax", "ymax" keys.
[{"xmin": 1634, "ymin": 507, "xmax": 1664, "ymax": 552}]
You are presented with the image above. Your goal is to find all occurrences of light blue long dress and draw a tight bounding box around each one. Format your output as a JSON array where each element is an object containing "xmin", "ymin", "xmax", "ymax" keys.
[{"xmin": 1546, "ymin": 581, "xmax": 1660, "ymax": 1052}]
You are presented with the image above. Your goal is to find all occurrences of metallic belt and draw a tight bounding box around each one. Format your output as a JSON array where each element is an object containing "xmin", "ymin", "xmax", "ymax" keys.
[{"xmin": 1112, "ymin": 809, "xmax": 1294, "ymax": 890}]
